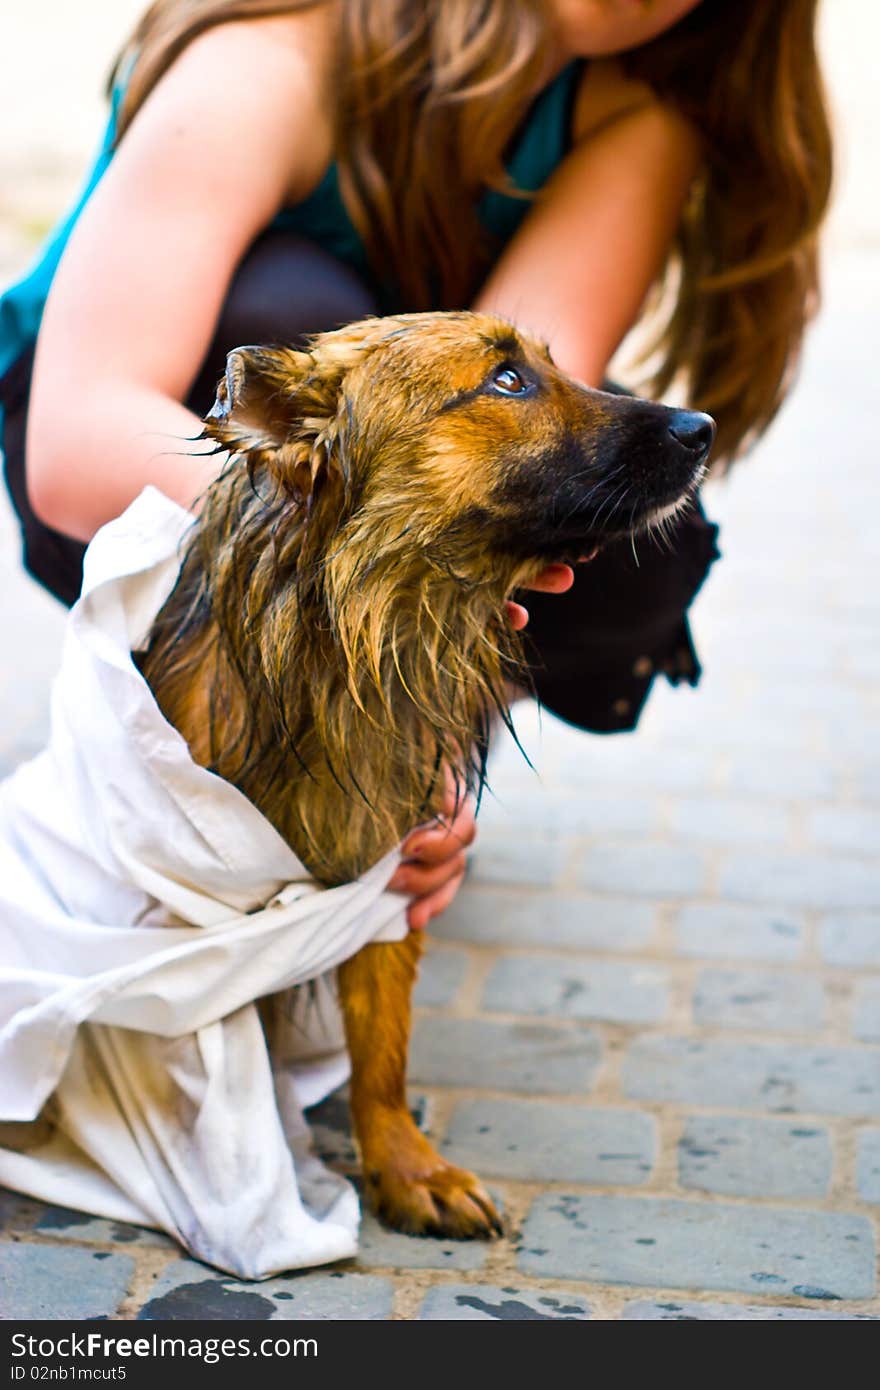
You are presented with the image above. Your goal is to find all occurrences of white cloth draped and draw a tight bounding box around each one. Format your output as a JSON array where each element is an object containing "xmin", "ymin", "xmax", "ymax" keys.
[{"xmin": 0, "ymin": 487, "xmax": 408, "ymax": 1277}]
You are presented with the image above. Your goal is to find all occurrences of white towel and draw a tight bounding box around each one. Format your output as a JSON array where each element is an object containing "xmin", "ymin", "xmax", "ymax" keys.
[{"xmin": 0, "ymin": 487, "xmax": 408, "ymax": 1277}]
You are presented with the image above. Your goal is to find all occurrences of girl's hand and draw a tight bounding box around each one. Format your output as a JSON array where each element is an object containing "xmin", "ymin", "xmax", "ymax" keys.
[
  {"xmin": 389, "ymin": 773, "xmax": 477, "ymax": 932},
  {"xmin": 506, "ymin": 561, "xmax": 574, "ymax": 630}
]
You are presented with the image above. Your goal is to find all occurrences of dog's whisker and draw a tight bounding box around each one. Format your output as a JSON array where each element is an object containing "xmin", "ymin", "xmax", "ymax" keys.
[
  {"xmin": 556, "ymin": 456, "xmax": 635, "ymax": 534},
  {"xmin": 587, "ymin": 478, "xmax": 630, "ymax": 534},
  {"xmin": 553, "ymin": 468, "xmax": 616, "ymax": 532}
]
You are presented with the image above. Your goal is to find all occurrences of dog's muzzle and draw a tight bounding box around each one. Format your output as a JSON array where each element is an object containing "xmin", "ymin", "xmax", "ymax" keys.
[
  {"xmin": 486, "ymin": 393, "xmax": 716, "ymax": 563},
  {"xmin": 557, "ymin": 402, "xmax": 717, "ymax": 549}
]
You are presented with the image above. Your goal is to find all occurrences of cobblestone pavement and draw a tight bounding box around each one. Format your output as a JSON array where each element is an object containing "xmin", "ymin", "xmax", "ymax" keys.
[{"xmin": 1, "ymin": 250, "xmax": 878, "ymax": 1320}]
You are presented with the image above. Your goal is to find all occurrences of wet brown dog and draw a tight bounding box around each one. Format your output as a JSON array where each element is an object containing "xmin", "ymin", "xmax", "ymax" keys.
[{"xmin": 139, "ymin": 311, "xmax": 713, "ymax": 1239}]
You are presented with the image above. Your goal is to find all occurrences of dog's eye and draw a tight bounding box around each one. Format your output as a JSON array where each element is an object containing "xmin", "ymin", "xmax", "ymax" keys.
[{"xmin": 491, "ymin": 366, "xmax": 528, "ymax": 396}]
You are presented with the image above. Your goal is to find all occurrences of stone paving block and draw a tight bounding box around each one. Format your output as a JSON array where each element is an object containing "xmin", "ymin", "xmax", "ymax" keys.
[
  {"xmin": 637, "ymin": 679, "xmax": 730, "ymax": 735},
  {"xmin": 355, "ymin": 1207, "xmax": 490, "ymax": 1273},
  {"xmin": 820, "ymin": 913, "xmax": 880, "ymax": 966},
  {"xmin": 676, "ymin": 904, "xmax": 805, "ymax": 961},
  {"xmin": 307, "ymin": 1092, "xmax": 357, "ymax": 1167},
  {"xmin": 713, "ymin": 608, "xmax": 872, "ymax": 645},
  {"xmin": 414, "ymin": 948, "xmax": 468, "ymax": 1009},
  {"xmin": 470, "ymin": 834, "xmax": 566, "ymax": 887},
  {"xmin": 828, "ymin": 717, "xmax": 878, "ymax": 761},
  {"xmin": 29, "ymin": 1203, "xmax": 175, "ymax": 1248},
  {"xmin": 743, "ymin": 679, "xmax": 869, "ymax": 722},
  {"xmin": 856, "ymin": 1129, "xmax": 880, "ymax": 1204},
  {"xmin": 546, "ymin": 794, "xmax": 659, "ymax": 838},
  {"xmin": 693, "ymin": 968, "xmax": 825, "ymax": 1033},
  {"xmin": 434, "ymin": 889, "xmax": 657, "ymax": 952},
  {"xmin": 860, "ymin": 764, "xmax": 880, "ymax": 804},
  {"xmin": 705, "ymin": 635, "xmax": 833, "ymax": 678},
  {"xmin": 808, "ymin": 807, "xmax": 880, "ymax": 857},
  {"xmin": 419, "ymin": 1283, "xmax": 591, "ymax": 1320},
  {"xmin": 579, "ymin": 844, "xmax": 707, "ymax": 899},
  {"xmin": 137, "ymin": 1258, "xmax": 393, "ymax": 1319},
  {"xmin": 623, "ymin": 1300, "xmax": 876, "ymax": 1320},
  {"xmin": 555, "ymin": 747, "xmax": 717, "ymax": 795},
  {"xmin": 0, "ymin": 1187, "xmax": 43, "ymax": 1234},
  {"xmin": 410, "ymin": 1017, "xmax": 601, "ymax": 1094},
  {"xmin": 623, "ymin": 1037, "xmax": 880, "ymax": 1116},
  {"xmin": 479, "ymin": 789, "xmax": 658, "ymax": 839},
  {"xmin": 517, "ymin": 1194, "xmax": 875, "ymax": 1298},
  {"xmin": 719, "ymin": 853, "xmax": 880, "ymax": 911},
  {"xmin": 0, "ymin": 1243, "xmax": 135, "ymax": 1319},
  {"xmin": 854, "ymin": 978, "xmax": 880, "ymax": 1041},
  {"xmin": 482, "ymin": 956, "xmax": 668, "ymax": 1025},
  {"xmin": 441, "ymin": 1098, "xmax": 655, "ymax": 1184},
  {"xmin": 724, "ymin": 754, "xmax": 836, "ymax": 801},
  {"xmin": 667, "ymin": 708, "xmax": 812, "ymax": 757},
  {"xmin": 669, "ymin": 797, "xmax": 790, "ymax": 846},
  {"xmin": 679, "ymin": 1115, "xmax": 832, "ymax": 1198}
]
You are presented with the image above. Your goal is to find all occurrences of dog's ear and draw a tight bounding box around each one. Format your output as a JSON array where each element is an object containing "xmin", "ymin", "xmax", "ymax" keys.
[
  {"xmin": 204, "ymin": 324, "xmax": 390, "ymax": 503},
  {"xmin": 205, "ymin": 345, "xmax": 307, "ymax": 452},
  {"xmin": 205, "ymin": 339, "xmax": 364, "ymax": 507},
  {"xmin": 205, "ymin": 326, "xmax": 383, "ymax": 450}
]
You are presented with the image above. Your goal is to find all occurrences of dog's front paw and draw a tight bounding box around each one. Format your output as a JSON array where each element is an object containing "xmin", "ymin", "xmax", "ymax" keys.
[{"xmin": 362, "ymin": 1116, "xmax": 502, "ymax": 1239}]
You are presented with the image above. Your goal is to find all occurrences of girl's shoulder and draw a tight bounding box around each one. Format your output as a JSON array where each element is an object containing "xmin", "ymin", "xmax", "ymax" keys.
[
  {"xmin": 570, "ymin": 56, "xmax": 675, "ymax": 144},
  {"xmin": 151, "ymin": 5, "xmax": 339, "ymax": 206}
]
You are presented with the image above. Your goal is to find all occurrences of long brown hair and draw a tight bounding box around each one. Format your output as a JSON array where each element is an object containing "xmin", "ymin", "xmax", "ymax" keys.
[{"xmin": 111, "ymin": 0, "xmax": 832, "ymax": 467}]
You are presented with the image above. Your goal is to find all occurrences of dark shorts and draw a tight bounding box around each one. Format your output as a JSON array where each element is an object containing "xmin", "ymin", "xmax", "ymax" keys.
[{"xmin": 0, "ymin": 230, "xmax": 720, "ymax": 735}]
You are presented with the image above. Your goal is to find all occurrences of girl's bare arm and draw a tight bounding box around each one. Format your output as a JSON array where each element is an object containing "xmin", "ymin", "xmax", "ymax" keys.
[
  {"xmin": 472, "ymin": 76, "xmax": 702, "ymax": 386},
  {"xmin": 27, "ymin": 14, "xmax": 334, "ymax": 540}
]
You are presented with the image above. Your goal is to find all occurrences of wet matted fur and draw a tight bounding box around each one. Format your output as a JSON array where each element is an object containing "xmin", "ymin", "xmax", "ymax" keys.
[{"xmin": 139, "ymin": 310, "xmax": 713, "ymax": 1236}]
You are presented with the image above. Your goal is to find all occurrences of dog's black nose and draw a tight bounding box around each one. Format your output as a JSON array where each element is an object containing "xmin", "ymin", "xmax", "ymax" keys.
[{"xmin": 667, "ymin": 409, "xmax": 716, "ymax": 461}]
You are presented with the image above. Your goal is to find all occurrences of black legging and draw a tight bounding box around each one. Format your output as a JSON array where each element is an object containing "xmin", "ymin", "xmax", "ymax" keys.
[{"xmin": 1, "ymin": 230, "xmax": 720, "ymax": 733}]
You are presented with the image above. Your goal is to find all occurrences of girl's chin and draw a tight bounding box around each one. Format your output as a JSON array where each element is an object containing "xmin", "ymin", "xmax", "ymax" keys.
[{"xmin": 550, "ymin": 0, "xmax": 703, "ymax": 59}]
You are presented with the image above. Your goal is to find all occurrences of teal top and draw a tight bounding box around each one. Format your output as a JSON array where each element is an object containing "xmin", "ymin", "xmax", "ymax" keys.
[{"xmin": 0, "ymin": 60, "xmax": 582, "ymax": 388}]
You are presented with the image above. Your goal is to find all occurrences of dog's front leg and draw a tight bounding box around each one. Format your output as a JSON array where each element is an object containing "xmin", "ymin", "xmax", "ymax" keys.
[{"xmin": 337, "ymin": 934, "xmax": 502, "ymax": 1238}]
